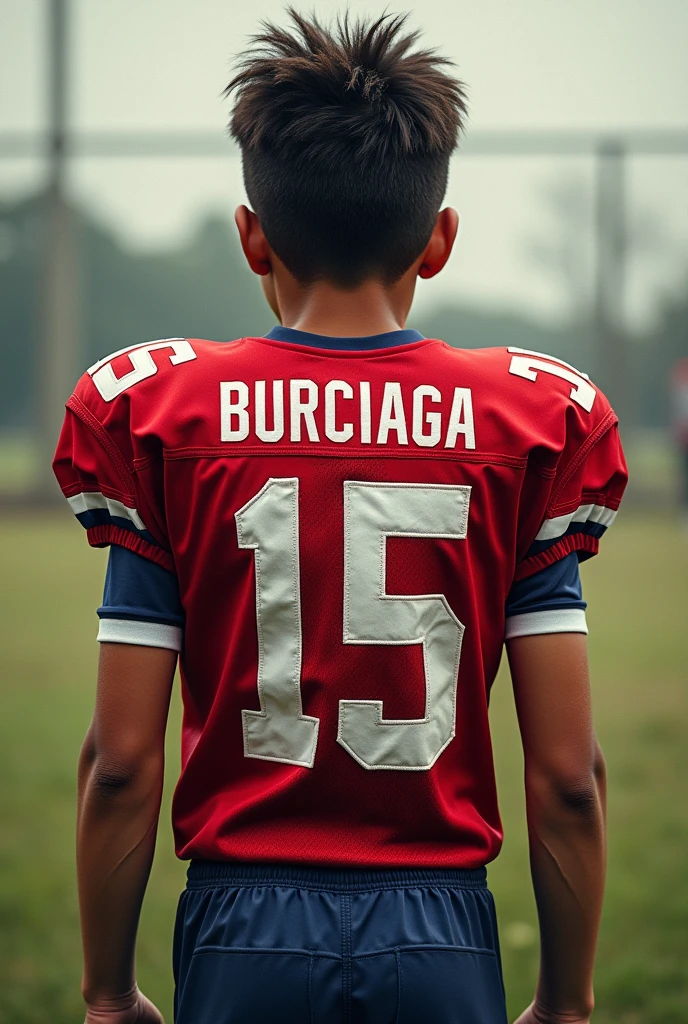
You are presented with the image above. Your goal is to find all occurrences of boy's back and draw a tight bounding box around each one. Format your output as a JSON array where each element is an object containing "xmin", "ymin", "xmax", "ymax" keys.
[{"xmin": 55, "ymin": 330, "xmax": 624, "ymax": 868}]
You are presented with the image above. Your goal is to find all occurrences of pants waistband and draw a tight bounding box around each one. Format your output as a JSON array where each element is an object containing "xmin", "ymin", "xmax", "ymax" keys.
[{"xmin": 185, "ymin": 859, "xmax": 488, "ymax": 892}]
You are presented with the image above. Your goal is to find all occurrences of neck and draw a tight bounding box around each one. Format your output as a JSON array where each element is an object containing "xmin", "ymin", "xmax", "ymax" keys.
[{"xmin": 276, "ymin": 277, "xmax": 414, "ymax": 337}]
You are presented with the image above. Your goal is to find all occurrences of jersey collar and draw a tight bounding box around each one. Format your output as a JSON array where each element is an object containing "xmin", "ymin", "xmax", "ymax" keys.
[{"xmin": 265, "ymin": 326, "xmax": 425, "ymax": 351}]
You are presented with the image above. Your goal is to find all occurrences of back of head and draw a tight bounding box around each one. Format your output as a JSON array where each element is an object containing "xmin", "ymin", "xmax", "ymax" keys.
[{"xmin": 226, "ymin": 9, "xmax": 468, "ymax": 288}]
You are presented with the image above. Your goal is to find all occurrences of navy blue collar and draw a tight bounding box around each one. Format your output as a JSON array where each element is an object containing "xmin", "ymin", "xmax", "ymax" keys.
[{"xmin": 265, "ymin": 326, "xmax": 425, "ymax": 351}]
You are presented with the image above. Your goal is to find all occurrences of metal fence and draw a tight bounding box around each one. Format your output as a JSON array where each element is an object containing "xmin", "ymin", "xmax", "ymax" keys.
[{"xmin": 2, "ymin": 0, "xmax": 688, "ymax": 498}]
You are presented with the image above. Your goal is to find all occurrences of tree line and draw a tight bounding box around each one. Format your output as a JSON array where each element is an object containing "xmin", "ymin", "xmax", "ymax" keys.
[{"xmin": 0, "ymin": 191, "xmax": 685, "ymax": 434}]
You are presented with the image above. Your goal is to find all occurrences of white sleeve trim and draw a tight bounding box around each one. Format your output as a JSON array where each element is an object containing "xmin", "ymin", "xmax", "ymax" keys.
[
  {"xmin": 97, "ymin": 617, "xmax": 182, "ymax": 651},
  {"xmin": 67, "ymin": 490, "xmax": 147, "ymax": 532},
  {"xmin": 535, "ymin": 502, "xmax": 616, "ymax": 542},
  {"xmin": 505, "ymin": 608, "xmax": 588, "ymax": 640}
]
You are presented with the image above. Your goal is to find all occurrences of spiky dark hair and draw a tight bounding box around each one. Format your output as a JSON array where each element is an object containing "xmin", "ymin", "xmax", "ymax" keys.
[{"xmin": 226, "ymin": 9, "xmax": 468, "ymax": 287}]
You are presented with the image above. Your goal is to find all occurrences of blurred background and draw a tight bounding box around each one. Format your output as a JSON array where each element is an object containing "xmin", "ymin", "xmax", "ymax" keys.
[{"xmin": 0, "ymin": 1, "xmax": 686, "ymax": 1021}]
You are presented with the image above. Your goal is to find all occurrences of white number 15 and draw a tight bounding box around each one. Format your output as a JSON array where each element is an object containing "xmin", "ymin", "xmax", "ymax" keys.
[{"xmin": 235, "ymin": 478, "xmax": 470, "ymax": 771}]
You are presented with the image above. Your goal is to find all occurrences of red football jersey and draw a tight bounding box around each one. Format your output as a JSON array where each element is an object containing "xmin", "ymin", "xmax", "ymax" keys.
[{"xmin": 54, "ymin": 335, "xmax": 627, "ymax": 868}]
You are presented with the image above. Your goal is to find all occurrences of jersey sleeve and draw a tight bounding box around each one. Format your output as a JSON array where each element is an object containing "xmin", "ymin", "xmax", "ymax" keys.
[
  {"xmin": 97, "ymin": 545, "xmax": 184, "ymax": 651},
  {"xmin": 505, "ymin": 551, "xmax": 588, "ymax": 639},
  {"xmin": 52, "ymin": 371, "xmax": 174, "ymax": 571},
  {"xmin": 515, "ymin": 392, "xmax": 628, "ymax": 582}
]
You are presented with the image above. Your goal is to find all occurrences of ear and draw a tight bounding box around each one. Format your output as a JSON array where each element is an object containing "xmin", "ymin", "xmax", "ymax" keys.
[
  {"xmin": 417, "ymin": 207, "xmax": 459, "ymax": 280},
  {"xmin": 234, "ymin": 205, "xmax": 272, "ymax": 276}
]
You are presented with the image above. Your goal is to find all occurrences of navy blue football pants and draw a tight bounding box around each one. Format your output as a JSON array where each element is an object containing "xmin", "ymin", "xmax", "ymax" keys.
[{"xmin": 173, "ymin": 861, "xmax": 508, "ymax": 1023}]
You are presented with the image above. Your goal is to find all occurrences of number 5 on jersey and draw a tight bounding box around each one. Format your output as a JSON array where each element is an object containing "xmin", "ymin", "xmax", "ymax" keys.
[{"xmin": 235, "ymin": 478, "xmax": 471, "ymax": 771}]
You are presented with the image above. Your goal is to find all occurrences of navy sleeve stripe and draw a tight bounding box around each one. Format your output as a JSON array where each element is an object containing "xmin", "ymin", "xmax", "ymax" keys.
[
  {"xmin": 97, "ymin": 607, "xmax": 184, "ymax": 627},
  {"xmin": 535, "ymin": 501, "xmax": 617, "ymax": 542},
  {"xmin": 524, "ymin": 519, "xmax": 608, "ymax": 559},
  {"xmin": 68, "ymin": 490, "xmax": 147, "ymax": 530},
  {"xmin": 75, "ymin": 508, "xmax": 163, "ymax": 546},
  {"xmin": 67, "ymin": 489, "xmax": 169, "ymax": 548}
]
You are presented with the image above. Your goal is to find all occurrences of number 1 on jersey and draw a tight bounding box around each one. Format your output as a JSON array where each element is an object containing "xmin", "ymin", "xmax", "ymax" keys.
[
  {"xmin": 236, "ymin": 478, "xmax": 471, "ymax": 771},
  {"xmin": 235, "ymin": 478, "xmax": 320, "ymax": 767}
]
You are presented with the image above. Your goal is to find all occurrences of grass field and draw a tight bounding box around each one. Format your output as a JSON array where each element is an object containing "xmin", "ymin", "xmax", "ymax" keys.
[{"xmin": 0, "ymin": 511, "xmax": 686, "ymax": 1023}]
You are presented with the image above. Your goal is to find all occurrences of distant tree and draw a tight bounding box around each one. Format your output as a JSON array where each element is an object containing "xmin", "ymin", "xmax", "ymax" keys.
[
  {"xmin": 0, "ymin": 195, "xmax": 43, "ymax": 429},
  {"xmin": 525, "ymin": 174, "xmax": 595, "ymax": 324},
  {"xmin": 636, "ymin": 272, "xmax": 688, "ymax": 428},
  {"xmin": 415, "ymin": 302, "xmax": 577, "ymax": 361},
  {"xmin": 0, "ymin": 193, "xmax": 272, "ymax": 430},
  {"xmin": 1, "ymin": 189, "xmax": 683, "ymax": 436},
  {"xmin": 82, "ymin": 208, "xmax": 273, "ymax": 366},
  {"xmin": 524, "ymin": 171, "xmax": 673, "ymax": 329},
  {"xmin": 524, "ymin": 169, "xmax": 683, "ymax": 421}
]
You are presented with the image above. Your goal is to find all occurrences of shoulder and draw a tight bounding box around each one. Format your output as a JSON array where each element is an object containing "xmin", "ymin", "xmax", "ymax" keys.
[
  {"xmin": 83, "ymin": 337, "xmax": 244, "ymax": 399},
  {"xmin": 64, "ymin": 337, "xmax": 247, "ymax": 464},
  {"xmin": 72, "ymin": 336, "xmax": 251, "ymax": 420},
  {"xmin": 474, "ymin": 344, "xmax": 610, "ymax": 436},
  {"xmin": 433, "ymin": 343, "xmax": 594, "ymax": 402},
  {"xmin": 426, "ymin": 341, "xmax": 617, "ymax": 461}
]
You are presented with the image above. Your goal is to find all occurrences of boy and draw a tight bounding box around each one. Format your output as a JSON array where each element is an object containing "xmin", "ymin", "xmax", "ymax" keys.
[{"xmin": 54, "ymin": 11, "xmax": 627, "ymax": 1024}]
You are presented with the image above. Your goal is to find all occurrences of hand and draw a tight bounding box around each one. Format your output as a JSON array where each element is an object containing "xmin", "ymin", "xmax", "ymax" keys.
[
  {"xmin": 513, "ymin": 1001, "xmax": 591, "ymax": 1024},
  {"xmin": 84, "ymin": 984, "xmax": 165, "ymax": 1024}
]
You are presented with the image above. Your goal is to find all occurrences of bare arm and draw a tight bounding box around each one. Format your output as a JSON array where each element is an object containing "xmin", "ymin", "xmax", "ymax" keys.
[
  {"xmin": 77, "ymin": 642, "xmax": 176, "ymax": 1022},
  {"xmin": 507, "ymin": 632, "xmax": 606, "ymax": 1024}
]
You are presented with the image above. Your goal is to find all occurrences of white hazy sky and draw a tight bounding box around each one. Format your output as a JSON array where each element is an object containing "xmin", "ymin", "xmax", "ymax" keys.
[{"xmin": 1, "ymin": 0, "xmax": 688, "ymax": 327}]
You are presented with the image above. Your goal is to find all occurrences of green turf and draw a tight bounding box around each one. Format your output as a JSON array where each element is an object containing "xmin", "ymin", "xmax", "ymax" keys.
[{"xmin": 0, "ymin": 511, "xmax": 686, "ymax": 1023}]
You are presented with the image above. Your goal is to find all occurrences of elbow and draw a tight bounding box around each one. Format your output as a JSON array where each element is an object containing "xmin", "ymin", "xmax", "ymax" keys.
[
  {"xmin": 593, "ymin": 737, "xmax": 607, "ymax": 788},
  {"xmin": 78, "ymin": 727, "xmax": 97, "ymax": 772},
  {"xmin": 552, "ymin": 780, "xmax": 600, "ymax": 817},
  {"xmin": 525, "ymin": 763, "xmax": 603, "ymax": 824},
  {"xmin": 91, "ymin": 757, "xmax": 141, "ymax": 797},
  {"xmin": 87, "ymin": 751, "xmax": 164, "ymax": 804}
]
